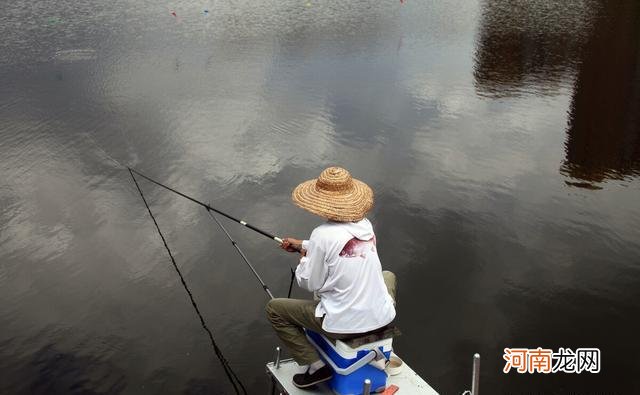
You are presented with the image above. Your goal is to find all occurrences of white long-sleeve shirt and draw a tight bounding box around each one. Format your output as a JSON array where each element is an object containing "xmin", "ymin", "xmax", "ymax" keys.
[{"xmin": 296, "ymin": 218, "xmax": 396, "ymax": 334}]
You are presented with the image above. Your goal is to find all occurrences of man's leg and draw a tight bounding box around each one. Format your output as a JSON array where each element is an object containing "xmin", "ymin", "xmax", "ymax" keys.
[
  {"xmin": 382, "ymin": 270, "xmax": 397, "ymax": 305},
  {"xmin": 265, "ymin": 298, "xmax": 325, "ymax": 365}
]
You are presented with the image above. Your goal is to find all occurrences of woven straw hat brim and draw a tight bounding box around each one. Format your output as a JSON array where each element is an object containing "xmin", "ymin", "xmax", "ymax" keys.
[{"xmin": 292, "ymin": 178, "xmax": 374, "ymax": 222}]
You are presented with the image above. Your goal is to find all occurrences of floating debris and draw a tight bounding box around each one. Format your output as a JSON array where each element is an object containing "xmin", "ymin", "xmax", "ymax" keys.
[
  {"xmin": 565, "ymin": 181, "xmax": 603, "ymax": 190},
  {"xmin": 46, "ymin": 17, "xmax": 62, "ymax": 25},
  {"xmin": 53, "ymin": 49, "xmax": 97, "ymax": 63}
]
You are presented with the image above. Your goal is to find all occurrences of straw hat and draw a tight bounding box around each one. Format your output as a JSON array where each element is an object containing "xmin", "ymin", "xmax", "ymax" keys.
[{"xmin": 292, "ymin": 167, "xmax": 374, "ymax": 222}]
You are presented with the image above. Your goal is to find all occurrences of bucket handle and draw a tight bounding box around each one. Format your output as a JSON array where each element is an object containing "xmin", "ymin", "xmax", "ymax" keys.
[{"xmin": 306, "ymin": 333, "xmax": 378, "ymax": 375}]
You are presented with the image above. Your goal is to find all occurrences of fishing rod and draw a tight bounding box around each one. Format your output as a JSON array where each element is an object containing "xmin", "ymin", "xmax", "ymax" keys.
[
  {"xmin": 207, "ymin": 208, "xmax": 275, "ymax": 300},
  {"xmin": 128, "ymin": 167, "xmax": 301, "ymax": 252}
]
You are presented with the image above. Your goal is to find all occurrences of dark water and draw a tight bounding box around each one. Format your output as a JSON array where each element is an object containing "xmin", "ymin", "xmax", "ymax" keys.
[{"xmin": 1, "ymin": 0, "xmax": 639, "ymax": 393}]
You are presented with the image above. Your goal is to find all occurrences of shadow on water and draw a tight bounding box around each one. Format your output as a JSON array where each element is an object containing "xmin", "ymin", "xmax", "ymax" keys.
[
  {"xmin": 562, "ymin": 0, "xmax": 640, "ymax": 187},
  {"xmin": 474, "ymin": 0, "xmax": 640, "ymax": 189},
  {"xmin": 473, "ymin": 0, "xmax": 597, "ymax": 98}
]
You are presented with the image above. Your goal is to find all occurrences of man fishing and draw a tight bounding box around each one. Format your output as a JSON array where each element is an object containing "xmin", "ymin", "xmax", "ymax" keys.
[{"xmin": 266, "ymin": 166, "xmax": 397, "ymax": 389}]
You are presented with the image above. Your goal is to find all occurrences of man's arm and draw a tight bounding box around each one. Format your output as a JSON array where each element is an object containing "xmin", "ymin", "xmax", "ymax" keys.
[{"xmin": 295, "ymin": 234, "xmax": 327, "ymax": 292}]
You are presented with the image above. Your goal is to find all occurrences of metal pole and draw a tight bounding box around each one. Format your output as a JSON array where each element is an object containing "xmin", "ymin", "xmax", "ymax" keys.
[
  {"xmin": 471, "ymin": 353, "xmax": 480, "ymax": 395},
  {"xmin": 363, "ymin": 379, "xmax": 371, "ymax": 395},
  {"xmin": 275, "ymin": 347, "xmax": 281, "ymax": 369}
]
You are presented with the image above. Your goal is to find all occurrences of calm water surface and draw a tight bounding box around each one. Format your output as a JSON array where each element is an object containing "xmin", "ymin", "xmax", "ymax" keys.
[{"xmin": 1, "ymin": 0, "xmax": 639, "ymax": 394}]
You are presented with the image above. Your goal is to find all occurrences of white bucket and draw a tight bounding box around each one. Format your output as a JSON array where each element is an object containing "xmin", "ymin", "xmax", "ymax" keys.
[{"xmin": 386, "ymin": 353, "xmax": 404, "ymax": 376}]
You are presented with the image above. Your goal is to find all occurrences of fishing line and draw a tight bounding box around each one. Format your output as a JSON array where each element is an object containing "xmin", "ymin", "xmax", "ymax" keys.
[
  {"xmin": 287, "ymin": 268, "xmax": 295, "ymax": 299},
  {"xmin": 83, "ymin": 131, "xmax": 132, "ymax": 170},
  {"xmin": 128, "ymin": 168, "xmax": 247, "ymax": 395}
]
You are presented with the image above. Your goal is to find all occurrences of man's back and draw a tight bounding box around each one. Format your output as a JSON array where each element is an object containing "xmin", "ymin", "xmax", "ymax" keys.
[{"xmin": 296, "ymin": 219, "xmax": 396, "ymax": 334}]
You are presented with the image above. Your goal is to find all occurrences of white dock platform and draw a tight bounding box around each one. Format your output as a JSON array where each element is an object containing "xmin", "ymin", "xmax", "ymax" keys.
[{"xmin": 266, "ymin": 358, "xmax": 439, "ymax": 395}]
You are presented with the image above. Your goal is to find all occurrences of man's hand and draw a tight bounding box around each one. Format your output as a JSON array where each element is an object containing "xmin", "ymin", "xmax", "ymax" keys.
[{"xmin": 280, "ymin": 238, "xmax": 303, "ymax": 253}]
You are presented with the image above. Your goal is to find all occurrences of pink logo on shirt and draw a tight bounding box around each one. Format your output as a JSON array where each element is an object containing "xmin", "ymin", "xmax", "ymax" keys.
[{"xmin": 339, "ymin": 237, "xmax": 376, "ymax": 258}]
